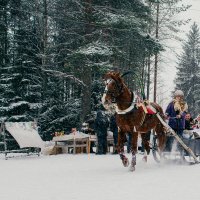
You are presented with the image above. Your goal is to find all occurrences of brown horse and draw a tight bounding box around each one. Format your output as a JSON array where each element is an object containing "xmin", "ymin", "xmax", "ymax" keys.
[{"xmin": 102, "ymin": 71, "xmax": 166, "ymax": 171}]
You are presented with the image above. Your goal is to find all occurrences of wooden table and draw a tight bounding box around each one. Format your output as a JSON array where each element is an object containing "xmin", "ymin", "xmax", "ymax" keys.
[
  {"xmin": 52, "ymin": 132, "xmax": 114, "ymax": 154},
  {"xmin": 52, "ymin": 134, "xmax": 90, "ymax": 154}
]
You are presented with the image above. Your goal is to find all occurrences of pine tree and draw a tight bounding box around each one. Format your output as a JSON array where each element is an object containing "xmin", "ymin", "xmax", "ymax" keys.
[
  {"xmin": 0, "ymin": 0, "xmax": 16, "ymax": 122},
  {"xmin": 175, "ymin": 23, "xmax": 200, "ymax": 116},
  {"xmin": 146, "ymin": 0, "xmax": 191, "ymax": 102},
  {"xmin": 0, "ymin": 0, "xmax": 163, "ymax": 140}
]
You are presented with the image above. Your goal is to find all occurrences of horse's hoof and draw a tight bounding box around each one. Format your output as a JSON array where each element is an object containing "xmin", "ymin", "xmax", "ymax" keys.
[
  {"xmin": 142, "ymin": 156, "xmax": 147, "ymax": 162},
  {"xmin": 122, "ymin": 158, "xmax": 130, "ymax": 167},
  {"xmin": 129, "ymin": 165, "xmax": 135, "ymax": 171}
]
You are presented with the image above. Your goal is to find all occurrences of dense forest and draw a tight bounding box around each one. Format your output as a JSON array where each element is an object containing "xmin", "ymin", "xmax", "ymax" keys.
[
  {"xmin": 176, "ymin": 23, "xmax": 200, "ymax": 116},
  {"xmin": 0, "ymin": 0, "xmax": 189, "ymax": 140}
]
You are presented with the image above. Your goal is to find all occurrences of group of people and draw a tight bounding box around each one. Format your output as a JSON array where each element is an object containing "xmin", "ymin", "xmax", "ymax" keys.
[
  {"xmin": 86, "ymin": 110, "xmax": 143, "ymax": 155},
  {"xmin": 183, "ymin": 113, "xmax": 200, "ymax": 138},
  {"xmin": 93, "ymin": 110, "xmax": 120, "ymax": 155},
  {"xmin": 165, "ymin": 90, "xmax": 200, "ymax": 136},
  {"xmin": 165, "ymin": 90, "xmax": 200, "ymax": 150},
  {"xmin": 80, "ymin": 110, "xmax": 110, "ymax": 154}
]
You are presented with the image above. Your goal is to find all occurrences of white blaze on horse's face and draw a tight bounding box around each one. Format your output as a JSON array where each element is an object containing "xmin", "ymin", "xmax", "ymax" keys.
[
  {"xmin": 104, "ymin": 79, "xmax": 112, "ymax": 93},
  {"xmin": 102, "ymin": 93, "xmax": 107, "ymax": 107},
  {"xmin": 102, "ymin": 78, "xmax": 113, "ymax": 110}
]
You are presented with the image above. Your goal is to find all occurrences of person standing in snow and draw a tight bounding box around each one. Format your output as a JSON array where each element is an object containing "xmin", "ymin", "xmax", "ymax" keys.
[
  {"xmin": 94, "ymin": 109, "xmax": 109, "ymax": 154},
  {"xmin": 165, "ymin": 90, "xmax": 188, "ymax": 150},
  {"xmin": 165, "ymin": 90, "xmax": 188, "ymax": 136}
]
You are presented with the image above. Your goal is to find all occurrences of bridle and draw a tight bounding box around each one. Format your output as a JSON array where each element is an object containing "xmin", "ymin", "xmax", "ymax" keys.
[
  {"xmin": 103, "ymin": 76, "xmax": 144, "ymax": 115},
  {"xmin": 104, "ymin": 78, "xmax": 124, "ymax": 103},
  {"xmin": 103, "ymin": 78, "xmax": 139, "ymax": 114}
]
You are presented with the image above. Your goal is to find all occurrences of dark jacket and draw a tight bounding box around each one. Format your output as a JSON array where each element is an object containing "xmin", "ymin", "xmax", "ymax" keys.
[
  {"xmin": 110, "ymin": 114, "xmax": 118, "ymax": 145},
  {"xmin": 94, "ymin": 111, "xmax": 109, "ymax": 137},
  {"xmin": 165, "ymin": 101, "xmax": 186, "ymax": 130},
  {"xmin": 185, "ymin": 118, "xmax": 194, "ymax": 130},
  {"xmin": 110, "ymin": 114, "xmax": 118, "ymax": 132}
]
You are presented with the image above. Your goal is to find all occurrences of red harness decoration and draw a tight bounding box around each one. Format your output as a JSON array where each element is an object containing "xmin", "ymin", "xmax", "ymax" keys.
[
  {"xmin": 138, "ymin": 101, "xmax": 156, "ymax": 115},
  {"xmin": 146, "ymin": 106, "xmax": 156, "ymax": 114}
]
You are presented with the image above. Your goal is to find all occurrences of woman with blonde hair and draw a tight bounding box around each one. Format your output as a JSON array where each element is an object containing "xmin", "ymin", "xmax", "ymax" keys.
[{"xmin": 165, "ymin": 90, "xmax": 188, "ymax": 137}]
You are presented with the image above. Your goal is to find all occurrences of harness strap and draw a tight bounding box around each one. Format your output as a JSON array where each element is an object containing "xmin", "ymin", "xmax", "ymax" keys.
[
  {"xmin": 115, "ymin": 92, "xmax": 137, "ymax": 114},
  {"xmin": 139, "ymin": 111, "xmax": 146, "ymax": 127}
]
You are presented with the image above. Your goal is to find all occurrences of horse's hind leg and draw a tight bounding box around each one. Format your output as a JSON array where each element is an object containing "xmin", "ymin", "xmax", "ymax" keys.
[
  {"xmin": 140, "ymin": 131, "xmax": 151, "ymax": 162},
  {"xmin": 117, "ymin": 130, "xmax": 129, "ymax": 167},
  {"xmin": 130, "ymin": 132, "xmax": 138, "ymax": 171},
  {"xmin": 155, "ymin": 124, "xmax": 166, "ymax": 153}
]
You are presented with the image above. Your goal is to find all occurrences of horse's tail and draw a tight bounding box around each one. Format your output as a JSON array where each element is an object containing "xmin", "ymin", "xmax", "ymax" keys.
[
  {"xmin": 150, "ymin": 102, "xmax": 167, "ymax": 151},
  {"xmin": 150, "ymin": 102, "xmax": 165, "ymax": 119}
]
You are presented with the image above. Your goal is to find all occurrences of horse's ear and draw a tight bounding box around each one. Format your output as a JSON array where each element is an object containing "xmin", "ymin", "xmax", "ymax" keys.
[
  {"xmin": 103, "ymin": 71, "xmax": 120, "ymax": 80},
  {"xmin": 121, "ymin": 71, "xmax": 132, "ymax": 77},
  {"xmin": 114, "ymin": 72, "xmax": 120, "ymax": 77},
  {"xmin": 103, "ymin": 72, "xmax": 112, "ymax": 80}
]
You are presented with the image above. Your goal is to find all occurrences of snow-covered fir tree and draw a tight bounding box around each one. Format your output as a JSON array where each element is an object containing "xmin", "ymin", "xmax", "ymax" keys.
[
  {"xmin": 1, "ymin": 0, "xmax": 169, "ymax": 140},
  {"xmin": 175, "ymin": 22, "xmax": 200, "ymax": 116},
  {"xmin": 0, "ymin": 1, "xmax": 44, "ymax": 122}
]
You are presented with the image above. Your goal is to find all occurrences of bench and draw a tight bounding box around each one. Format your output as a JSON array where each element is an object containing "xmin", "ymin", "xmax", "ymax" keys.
[{"xmin": 52, "ymin": 134, "xmax": 90, "ymax": 154}]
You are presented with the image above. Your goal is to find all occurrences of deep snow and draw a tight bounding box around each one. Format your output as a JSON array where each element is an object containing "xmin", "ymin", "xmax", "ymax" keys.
[{"xmin": 0, "ymin": 153, "xmax": 200, "ymax": 200}]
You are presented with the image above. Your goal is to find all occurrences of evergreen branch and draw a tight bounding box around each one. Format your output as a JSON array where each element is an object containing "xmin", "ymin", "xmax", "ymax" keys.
[{"xmin": 41, "ymin": 69, "xmax": 86, "ymax": 87}]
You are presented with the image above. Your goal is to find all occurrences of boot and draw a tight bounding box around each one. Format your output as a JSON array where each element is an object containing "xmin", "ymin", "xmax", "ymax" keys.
[
  {"xmin": 112, "ymin": 145, "xmax": 118, "ymax": 154},
  {"xmin": 96, "ymin": 144, "xmax": 103, "ymax": 155}
]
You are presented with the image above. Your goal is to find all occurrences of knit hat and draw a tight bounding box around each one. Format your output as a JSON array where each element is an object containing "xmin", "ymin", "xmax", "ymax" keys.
[{"xmin": 174, "ymin": 90, "xmax": 184, "ymax": 97}]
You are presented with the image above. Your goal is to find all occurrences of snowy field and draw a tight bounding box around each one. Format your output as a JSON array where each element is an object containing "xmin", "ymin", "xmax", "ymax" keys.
[{"xmin": 0, "ymin": 153, "xmax": 200, "ymax": 200}]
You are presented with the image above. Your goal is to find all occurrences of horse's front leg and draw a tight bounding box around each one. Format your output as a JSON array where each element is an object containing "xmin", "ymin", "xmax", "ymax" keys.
[
  {"xmin": 117, "ymin": 129, "xmax": 129, "ymax": 167},
  {"xmin": 130, "ymin": 132, "xmax": 138, "ymax": 171},
  {"xmin": 140, "ymin": 131, "xmax": 151, "ymax": 162}
]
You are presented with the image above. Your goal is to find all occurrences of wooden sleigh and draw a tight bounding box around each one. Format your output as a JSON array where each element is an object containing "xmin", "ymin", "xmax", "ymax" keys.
[
  {"xmin": 152, "ymin": 113, "xmax": 200, "ymax": 164},
  {"xmin": 0, "ymin": 122, "xmax": 44, "ymax": 159}
]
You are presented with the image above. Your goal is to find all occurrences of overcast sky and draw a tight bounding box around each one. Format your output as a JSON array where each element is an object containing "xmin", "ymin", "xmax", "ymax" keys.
[{"xmin": 159, "ymin": 0, "xmax": 200, "ymax": 108}]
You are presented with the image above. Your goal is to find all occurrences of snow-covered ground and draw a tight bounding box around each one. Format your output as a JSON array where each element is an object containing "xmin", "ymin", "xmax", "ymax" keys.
[{"xmin": 0, "ymin": 153, "xmax": 199, "ymax": 200}]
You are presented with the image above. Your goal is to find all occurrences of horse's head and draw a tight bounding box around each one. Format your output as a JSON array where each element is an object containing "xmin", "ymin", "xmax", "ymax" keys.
[{"xmin": 102, "ymin": 71, "xmax": 124, "ymax": 110}]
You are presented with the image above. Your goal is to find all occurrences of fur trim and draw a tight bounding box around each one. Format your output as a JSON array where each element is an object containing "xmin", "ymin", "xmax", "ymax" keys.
[
  {"xmin": 173, "ymin": 99, "xmax": 188, "ymax": 113},
  {"xmin": 174, "ymin": 90, "xmax": 184, "ymax": 97}
]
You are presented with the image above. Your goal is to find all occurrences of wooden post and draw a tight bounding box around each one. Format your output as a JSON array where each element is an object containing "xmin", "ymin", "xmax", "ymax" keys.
[
  {"xmin": 88, "ymin": 137, "xmax": 91, "ymax": 154},
  {"xmin": 73, "ymin": 137, "xmax": 76, "ymax": 154}
]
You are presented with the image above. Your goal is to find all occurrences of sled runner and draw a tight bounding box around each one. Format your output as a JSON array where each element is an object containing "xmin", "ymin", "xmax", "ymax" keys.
[{"xmin": 152, "ymin": 113, "xmax": 200, "ymax": 164}]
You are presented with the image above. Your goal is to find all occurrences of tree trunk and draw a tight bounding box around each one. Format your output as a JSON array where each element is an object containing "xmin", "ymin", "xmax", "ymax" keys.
[
  {"xmin": 153, "ymin": 2, "xmax": 159, "ymax": 103},
  {"xmin": 43, "ymin": 0, "xmax": 48, "ymax": 67},
  {"xmin": 81, "ymin": 0, "xmax": 93, "ymax": 122},
  {"xmin": 41, "ymin": 0, "xmax": 49, "ymax": 101},
  {"xmin": 147, "ymin": 55, "xmax": 151, "ymax": 99}
]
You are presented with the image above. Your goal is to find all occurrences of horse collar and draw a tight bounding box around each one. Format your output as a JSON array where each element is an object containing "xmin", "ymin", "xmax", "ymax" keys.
[{"xmin": 115, "ymin": 92, "xmax": 137, "ymax": 114}]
